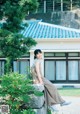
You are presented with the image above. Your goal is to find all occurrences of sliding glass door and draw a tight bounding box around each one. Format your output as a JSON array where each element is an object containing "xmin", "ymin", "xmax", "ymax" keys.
[
  {"xmin": 45, "ymin": 61, "xmax": 55, "ymax": 80},
  {"xmin": 56, "ymin": 61, "xmax": 66, "ymax": 80}
]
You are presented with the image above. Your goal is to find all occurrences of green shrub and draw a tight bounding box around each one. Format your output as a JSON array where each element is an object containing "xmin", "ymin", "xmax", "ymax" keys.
[
  {"xmin": 48, "ymin": 109, "xmax": 52, "ymax": 114},
  {"xmin": 0, "ymin": 73, "xmax": 42, "ymax": 114}
]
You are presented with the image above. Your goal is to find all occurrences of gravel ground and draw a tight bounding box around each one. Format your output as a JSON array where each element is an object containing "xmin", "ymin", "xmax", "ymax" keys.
[{"xmin": 52, "ymin": 96, "xmax": 80, "ymax": 114}]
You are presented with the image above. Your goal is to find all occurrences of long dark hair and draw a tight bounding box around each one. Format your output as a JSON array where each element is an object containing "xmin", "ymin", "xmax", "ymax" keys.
[{"xmin": 34, "ymin": 49, "xmax": 42, "ymax": 59}]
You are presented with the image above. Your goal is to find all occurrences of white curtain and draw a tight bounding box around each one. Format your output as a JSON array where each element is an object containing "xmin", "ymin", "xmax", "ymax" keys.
[
  {"xmin": 45, "ymin": 61, "xmax": 55, "ymax": 80},
  {"xmin": 56, "ymin": 61, "xmax": 66, "ymax": 80},
  {"xmin": 68, "ymin": 61, "xmax": 78, "ymax": 80},
  {"xmin": 13, "ymin": 60, "xmax": 29, "ymax": 75}
]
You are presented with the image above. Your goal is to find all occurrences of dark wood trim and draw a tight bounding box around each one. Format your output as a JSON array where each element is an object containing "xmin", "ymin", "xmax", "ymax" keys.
[{"xmin": 55, "ymin": 60, "xmax": 56, "ymax": 81}]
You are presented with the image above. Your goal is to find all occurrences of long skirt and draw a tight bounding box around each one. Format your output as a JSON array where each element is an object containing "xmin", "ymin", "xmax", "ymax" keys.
[{"xmin": 42, "ymin": 77, "xmax": 65, "ymax": 106}]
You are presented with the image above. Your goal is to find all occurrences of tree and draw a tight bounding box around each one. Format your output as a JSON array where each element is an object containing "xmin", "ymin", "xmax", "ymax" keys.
[{"xmin": 0, "ymin": 0, "xmax": 38, "ymax": 73}]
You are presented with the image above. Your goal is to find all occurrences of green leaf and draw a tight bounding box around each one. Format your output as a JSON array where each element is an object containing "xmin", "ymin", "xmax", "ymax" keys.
[{"xmin": 34, "ymin": 90, "xmax": 44, "ymax": 96}]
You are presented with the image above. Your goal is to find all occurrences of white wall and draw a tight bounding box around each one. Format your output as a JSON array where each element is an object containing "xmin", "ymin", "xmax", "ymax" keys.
[{"xmin": 31, "ymin": 39, "xmax": 80, "ymax": 52}]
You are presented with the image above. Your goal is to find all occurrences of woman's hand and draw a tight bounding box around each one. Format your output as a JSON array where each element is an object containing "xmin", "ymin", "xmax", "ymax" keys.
[
  {"xmin": 39, "ymin": 79, "xmax": 44, "ymax": 85},
  {"xmin": 34, "ymin": 79, "xmax": 43, "ymax": 85}
]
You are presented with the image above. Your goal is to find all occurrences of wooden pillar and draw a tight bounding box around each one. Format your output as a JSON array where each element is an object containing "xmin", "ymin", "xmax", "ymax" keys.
[
  {"xmin": 53, "ymin": 0, "xmax": 55, "ymax": 12},
  {"xmin": 70, "ymin": 0, "xmax": 72, "ymax": 11},
  {"xmin": 44, "ymin": 0, "xmax": 46, "ymax": 13},
  {"xmin": 61, "ymin": 0, "xmax": 63, "ymax": 11}
]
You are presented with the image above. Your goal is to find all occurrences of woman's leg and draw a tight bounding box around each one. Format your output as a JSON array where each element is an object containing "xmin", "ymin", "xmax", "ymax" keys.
[{"xmin": 42, "ymin": 77, "xmax": 65, "ymax": 106}]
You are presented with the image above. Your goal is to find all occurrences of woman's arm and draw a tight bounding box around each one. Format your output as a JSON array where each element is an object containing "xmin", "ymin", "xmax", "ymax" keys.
[{"xmin": 35, "ymin": 61, "xmax": 43, "ymax": 84}]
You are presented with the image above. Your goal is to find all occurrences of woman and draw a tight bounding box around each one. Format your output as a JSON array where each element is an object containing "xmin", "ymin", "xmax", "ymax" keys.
[{"xmin": 31, "ymin": 49, "xmax": 71, "ymax": 112}]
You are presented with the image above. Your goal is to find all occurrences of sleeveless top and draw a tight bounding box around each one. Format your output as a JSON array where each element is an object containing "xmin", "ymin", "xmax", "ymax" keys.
[{"xmin": 31, "ymin": 59, "xmax": 42, "ymax": 83}]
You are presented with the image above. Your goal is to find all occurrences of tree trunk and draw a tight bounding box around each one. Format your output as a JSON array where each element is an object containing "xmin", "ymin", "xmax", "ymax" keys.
[{"xmin": 5, "ymin": 58, "xmax": 13, "ymax": 74}]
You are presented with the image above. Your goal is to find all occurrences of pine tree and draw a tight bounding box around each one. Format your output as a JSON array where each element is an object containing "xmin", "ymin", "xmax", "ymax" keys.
[{"xmin": 0, "ymin": 0, "xmax": 38, "ymax": 73}]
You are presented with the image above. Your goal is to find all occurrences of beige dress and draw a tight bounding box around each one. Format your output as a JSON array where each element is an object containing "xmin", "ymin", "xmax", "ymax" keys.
[{"xmin": 31, "ymin": 59, "xmax": 65, "ymax": 106}]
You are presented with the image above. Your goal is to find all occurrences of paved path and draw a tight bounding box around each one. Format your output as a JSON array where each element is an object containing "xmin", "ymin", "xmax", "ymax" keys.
[{"xmin": 52, "ymin": 96, "xmax": 80, "ymax": 114}]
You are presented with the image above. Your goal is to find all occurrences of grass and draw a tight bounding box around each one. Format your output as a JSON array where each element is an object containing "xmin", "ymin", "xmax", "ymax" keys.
[{"xmin": 58, "ymin": 88, "xmax": 80, "ymax": 97}]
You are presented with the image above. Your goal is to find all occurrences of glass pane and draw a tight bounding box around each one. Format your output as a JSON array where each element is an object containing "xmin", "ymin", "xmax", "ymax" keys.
[
  {"xmin": 20, "ymin": 61, "xmax": 29, "ymax": 75},
  {"xmin": 68, "ymin": 53, "xmax": 78, "ymax": 57},
  {"xmin": 68, "ymin": 61, "xmax": 78, "ymax": 80},
  {"xmin": 55, "ymin": 53, "xmax": 65, "ymax": 57},
  {"xmin": 44, "ymin": 52, "xmax": 54, "ymax": 57},
  {"xmin": 45, "ymin": 61, "xmax": 55, "ymax": 80},
  {"xmin": 56, "ymin": 61, "xmax": 66, "ymax": 80}
]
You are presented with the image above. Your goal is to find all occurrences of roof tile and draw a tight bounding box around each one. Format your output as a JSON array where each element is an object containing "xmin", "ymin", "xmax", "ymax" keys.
[{"xmin": 21, "ymin": 20, "xmax": 80, "ymax": 39}]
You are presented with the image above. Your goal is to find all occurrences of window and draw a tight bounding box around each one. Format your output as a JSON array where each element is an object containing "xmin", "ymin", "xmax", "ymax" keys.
[
  {"xmin": 44, "ymin": 52, "xmax": 80, "ymax": 83},
  {"xmin": 45, "ymin": 60, "xmax": 66, "ymax": 81},
  {"xmin": 13, "ymin": 60, "xmax": 30, "ymax": 75}
]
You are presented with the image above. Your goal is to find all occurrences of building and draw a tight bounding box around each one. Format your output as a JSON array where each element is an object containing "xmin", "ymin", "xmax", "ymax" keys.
[
  {"xmin": 18, "ymin": 20, "xmax": 80, "ymax": 87},
  {"xmin": 0, "ymin": 20, "xmax": 80, "ymax": 87}
]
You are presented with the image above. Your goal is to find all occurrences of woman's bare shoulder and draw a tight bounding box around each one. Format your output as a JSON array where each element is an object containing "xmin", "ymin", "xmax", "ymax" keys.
[{"xmin": 34, "ymin": 59, "xmax": 41, "ymax": 64}]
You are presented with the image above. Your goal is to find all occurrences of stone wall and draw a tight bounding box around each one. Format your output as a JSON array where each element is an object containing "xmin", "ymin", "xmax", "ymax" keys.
[
  {"xmin": 26, "ymin": 9, "xmax": 80, "ymax": 29},
  {"xmin": 51, "ymin": 9, "xmax": 80, "ymax": 29}
]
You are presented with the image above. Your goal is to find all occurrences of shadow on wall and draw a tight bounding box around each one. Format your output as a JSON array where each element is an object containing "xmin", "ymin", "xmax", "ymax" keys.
[{"xmin": 26, "ymin": 9, "xmax": 80, "ymax": 29}]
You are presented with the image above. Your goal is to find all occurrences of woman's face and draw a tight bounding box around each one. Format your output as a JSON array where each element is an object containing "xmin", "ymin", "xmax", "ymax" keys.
[{"xmin": 36, "ymin": 52, "xmax": 42, "ymax": 59}]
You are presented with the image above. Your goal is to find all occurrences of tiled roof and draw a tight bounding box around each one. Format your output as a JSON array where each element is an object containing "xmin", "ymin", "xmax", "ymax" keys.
[{"xmin": 21, "ymin": 20, "xmax": 80, "ymax": 39}]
